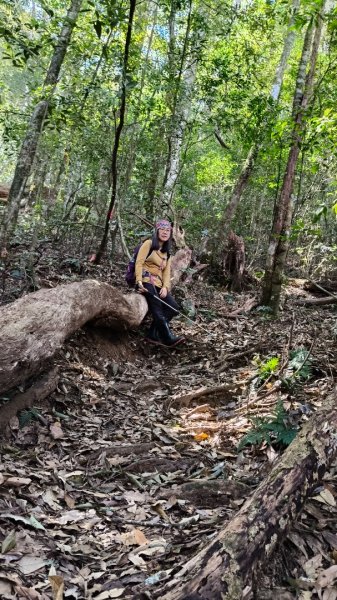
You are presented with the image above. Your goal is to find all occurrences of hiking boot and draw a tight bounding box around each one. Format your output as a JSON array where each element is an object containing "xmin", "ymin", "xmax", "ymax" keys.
[
  {"xmin": 157, "ymin": 320, "xmax": 185, "ymax": 347},
  {"xmin": 145, "ymin": 322, "xmax": 162, "ymax": 345}
]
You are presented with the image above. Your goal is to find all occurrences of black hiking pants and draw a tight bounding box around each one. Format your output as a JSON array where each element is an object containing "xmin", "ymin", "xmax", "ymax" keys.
[{"xmin": 143, "ymin": 283, "xmax": 179, "ymax": 323}]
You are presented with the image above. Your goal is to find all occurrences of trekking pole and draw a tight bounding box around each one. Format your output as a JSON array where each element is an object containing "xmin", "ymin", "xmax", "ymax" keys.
[{"xmin": 143, "ymin": 289, "xmax": 211, "ymax": 336}]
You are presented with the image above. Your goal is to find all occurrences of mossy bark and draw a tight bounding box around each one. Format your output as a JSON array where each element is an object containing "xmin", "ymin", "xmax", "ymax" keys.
[{"xmin": 161, "ymin": 392, "xmax": 337, "ymax": 599}]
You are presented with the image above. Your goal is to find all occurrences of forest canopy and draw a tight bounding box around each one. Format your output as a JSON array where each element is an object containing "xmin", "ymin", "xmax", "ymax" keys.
[{"xmin": 1, "ymin": 0, "xmax": 337, "ymax": 310}]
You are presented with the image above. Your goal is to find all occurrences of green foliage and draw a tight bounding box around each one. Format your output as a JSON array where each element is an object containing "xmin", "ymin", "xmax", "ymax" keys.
[
  {"xmin": 259, "ymin": 356, "xmax": 280, "ymax": 378},
  {"xmin": 253, "ymin": 355, "xmax": 280, "ymax": 381},
  {"xmin": 1, "ymin": 0, "xmax": 337, "ymax": 280},
  {"xmin": 238, "ymin": 400, "xmax": 297, "ymax": 451},
  {"xmin": 281, "ymin": 347, "xmax": 312, "ymax": 389}
]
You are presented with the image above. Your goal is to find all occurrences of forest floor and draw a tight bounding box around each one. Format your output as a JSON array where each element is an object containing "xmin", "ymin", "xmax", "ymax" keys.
[{"xmin": 1, "ymin": 248, "xmax": 337, "ymax": 599}]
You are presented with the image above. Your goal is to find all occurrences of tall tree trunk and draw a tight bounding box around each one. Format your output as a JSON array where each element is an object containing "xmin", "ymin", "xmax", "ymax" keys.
[
  {"xmin": 94, "ymin": 0, "xmax": 137, "ymax": 264},
  {"xmin": 0, "ymin": 0, "xmax": 83, "ymax": 252},
  {"xmin": 160, "ymin": 0, "xmax": 198, "ymax": 214},
  {"xmin": 117, "ymin": 5, "xmax": 158, "ymax": 244},
  {"xmin": 262, "ymin": 7, "xmax": 325, "ymax": 312},
  {"xmin": 218, "ymin": 0, "xmax": 300, "ymax": 246}
]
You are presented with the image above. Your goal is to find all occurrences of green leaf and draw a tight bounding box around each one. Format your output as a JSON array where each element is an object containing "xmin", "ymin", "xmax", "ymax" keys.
[
  {"xmin": 278, "ymin": 429, "xmax": 297, "ymax": 446},
  {"xmin": 28, "ymin": 515, "xmax": 46, "ymax": 530},
  {"xmin": 2, "ymin": 530, "xmax": 16, "ymax": 553},
  {"xmin": 93, "ymin": 20, "xmax": 102, "ymax": 38},
  {"xmin": 312, "ymin": 205, "xmax": 327, "ymax": 224},
  {"xmin": 2, "ymin": 514, "xmax": 45, "ymax": 530}
]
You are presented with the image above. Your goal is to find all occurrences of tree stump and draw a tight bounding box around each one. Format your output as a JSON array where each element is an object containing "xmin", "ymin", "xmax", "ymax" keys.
[{"xmin": 223, "ymin": 231, "xmax": 245, "ymax": 292}]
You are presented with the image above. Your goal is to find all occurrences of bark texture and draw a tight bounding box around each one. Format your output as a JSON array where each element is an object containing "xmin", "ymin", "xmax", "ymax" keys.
[
  {"xmin": 222, "ymin": 230, "xmax": 246, "ymax": 291},
  {"xmin": 0, "ymin": 280, "xmax": 148, "ymax": 395},
  {"xmin": 171, "ymin": 247, "xmax": 193, "ymax": 287},
  {"xmin": 161, "ymin": 390, "xmax": 337, "ymax": 600},
  {"xmin": 262, "ymin": 5, "xmax": 325, "ymax": 312}
]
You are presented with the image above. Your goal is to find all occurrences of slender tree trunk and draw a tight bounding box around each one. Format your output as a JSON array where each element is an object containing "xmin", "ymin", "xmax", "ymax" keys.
[
  {"xmin": 160, "ymin": 0, "xmax": 198, "ymax": 213},
  {"xmin": 94, "ymin": 0, "xmax": 137, "ymax": 264},
  {"xmin": 0, "ymin": 0, "xmax": 83, "ymax": 252},
  {"xmin": 218, "ymin": 0, "xmax": 300, "ymax": 244},
  {"xmin": 262, "ymin": 7, "xmax": 325, "ymax": 312},
  {"xmin": 218, "ymin": 144, "xmax": 259, "ymax": 248},
  {"xmin": 116, "ymin": 6, "xmax": 158, "ymax": 247}
]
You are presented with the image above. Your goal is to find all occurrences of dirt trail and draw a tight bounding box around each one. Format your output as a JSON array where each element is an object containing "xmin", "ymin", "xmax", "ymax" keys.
[{"xmin": 1, "ymin": 284, "xmax": 337, "ymax": 599}]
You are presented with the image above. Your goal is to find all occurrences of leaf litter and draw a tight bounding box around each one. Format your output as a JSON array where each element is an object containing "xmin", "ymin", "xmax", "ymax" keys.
[{"xmin": 1, "ymin": 278, "xmax": 337, "ymax": 598}]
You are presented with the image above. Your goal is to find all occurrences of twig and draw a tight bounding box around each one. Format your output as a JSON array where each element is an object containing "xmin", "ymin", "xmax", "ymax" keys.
[
  {"xmin": 213, "ymin": 344, "xmax": 262, "ymax": 373},
  {"xmin": 309, "ymin": 280, "xmax": 337, "ymax": 301},
  {"xmin": 170, "ymin": 383, "xmax": 234, "ymax": 408},
  {"xmin": 185, "ymin": 404, "xmax": 214, "ymax": 418},
  {"xmin": 129, "ymin": 211, "xmax": 154, "ymax": 229}
]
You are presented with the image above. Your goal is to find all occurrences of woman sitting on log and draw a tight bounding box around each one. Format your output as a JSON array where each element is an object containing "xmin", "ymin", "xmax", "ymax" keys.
[{"xmin": 135, "ymin": 219, "xmax": 184, "ymax": 347}]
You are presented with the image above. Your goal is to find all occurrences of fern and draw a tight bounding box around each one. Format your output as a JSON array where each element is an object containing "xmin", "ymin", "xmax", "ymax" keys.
[
  {"xmin": 282, "ymin": 347, "xmax": 313, "ymax": 389},
  {"xmin": 288, "ymin": 347, "xmax": 312, "ymax": 380},
  {"xmin": 238, "ymin": 400, "xmax": 297, "ymax": 451}
]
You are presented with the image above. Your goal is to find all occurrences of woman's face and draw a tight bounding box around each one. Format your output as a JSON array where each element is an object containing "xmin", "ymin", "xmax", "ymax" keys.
[{"xmin": 158, "ymin": 227, "xmax": 171, "ymax": 243}]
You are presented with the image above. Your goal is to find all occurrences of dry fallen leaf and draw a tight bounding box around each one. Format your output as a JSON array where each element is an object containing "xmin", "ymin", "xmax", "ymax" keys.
[
  {"xmin": 304, "ymin": 554, "xmax": 323, "ymax": 580},
  {"xmin": 128, "ymin": 553, "xmax": 146, "ymax": 567},
  {"xmin": 194, "ymin": 432, "xmax": 209, "ymax": 441},
  {"xmin": 266, "ymin": 446, "xmax": 278, "ymax": 463},
  {"xmin": 42, "ymin": 490, "xmax": 61, "ymax": 510},
  {"xmin": 313, "ymin": 488, "xmax": 336, "ymax": 507},
  {"xmin": 132, "ymin": 538, "xmax": 168, "ymax": 558},
  {"xmin": 64, "ymin": 493, "xmax": 76, "ymax": 509},
  {"xmin": 152, "ymin": 502, "xmax": 170, "ymax": 522},
  {"xmin": 47, "ymin": 510, "xmax": 86, "ymax": 524},
  {"xmin": 49, "ymin": 571, "xmax": 64, "ymax": 600},
  {"xmin": 18, "ymin": 556, "xmax": 47, "ymax": 575},
  {"xmin": 316, "ymin": 565, "xmax": 337, "ymax": 589},
  {"xmin": 3, "ymin": 477, "xmax": 32, "ymax": 487},
  {"xmin": 95, "ymin": 589, "xmax": 125, "ymax": 599},
  {"xmin": 50, "ymin": 422, "xmax": 64, "ymax": 440},
  {"xmin": 118, "ymin": 528, "xmax": 148, "ymax": 546},
  {"xmin": 14, "ymin": 585, "xmax": 44, "ymax": 599},
  {"xmin": 298, "ymin": 592, "xmax": 312, "ymax": 600},
  {"xmin": 0, "ymin": 579, "xmax": 12, "ymax": 596}
]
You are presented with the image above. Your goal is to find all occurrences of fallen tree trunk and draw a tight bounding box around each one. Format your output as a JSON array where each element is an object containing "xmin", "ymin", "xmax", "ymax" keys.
[
  {"xmin": 304, "ymin": 279, "xmax": 337, "ymax": 295},
  {"xmin": 295, "ymin": 296, "xmax": 337, "ymax": 306},
  {"xmin": 0, "ymin": 280, "xmax": 148, "ymax": 395},
  {"xmin": 160, "ymin": 390, "xmax": 337, "ymax": 600}
]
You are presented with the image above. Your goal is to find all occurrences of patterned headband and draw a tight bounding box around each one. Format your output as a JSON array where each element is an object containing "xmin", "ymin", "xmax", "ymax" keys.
[{"xmin": 156, "ymin": 219, "xmax": 172, "ymax": 230}]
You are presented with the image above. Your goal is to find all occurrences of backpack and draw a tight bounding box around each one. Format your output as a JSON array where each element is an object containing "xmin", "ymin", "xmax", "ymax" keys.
[{"xmin": 125, "ymin": 240, "xmax": 152, "ymax": 287}]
